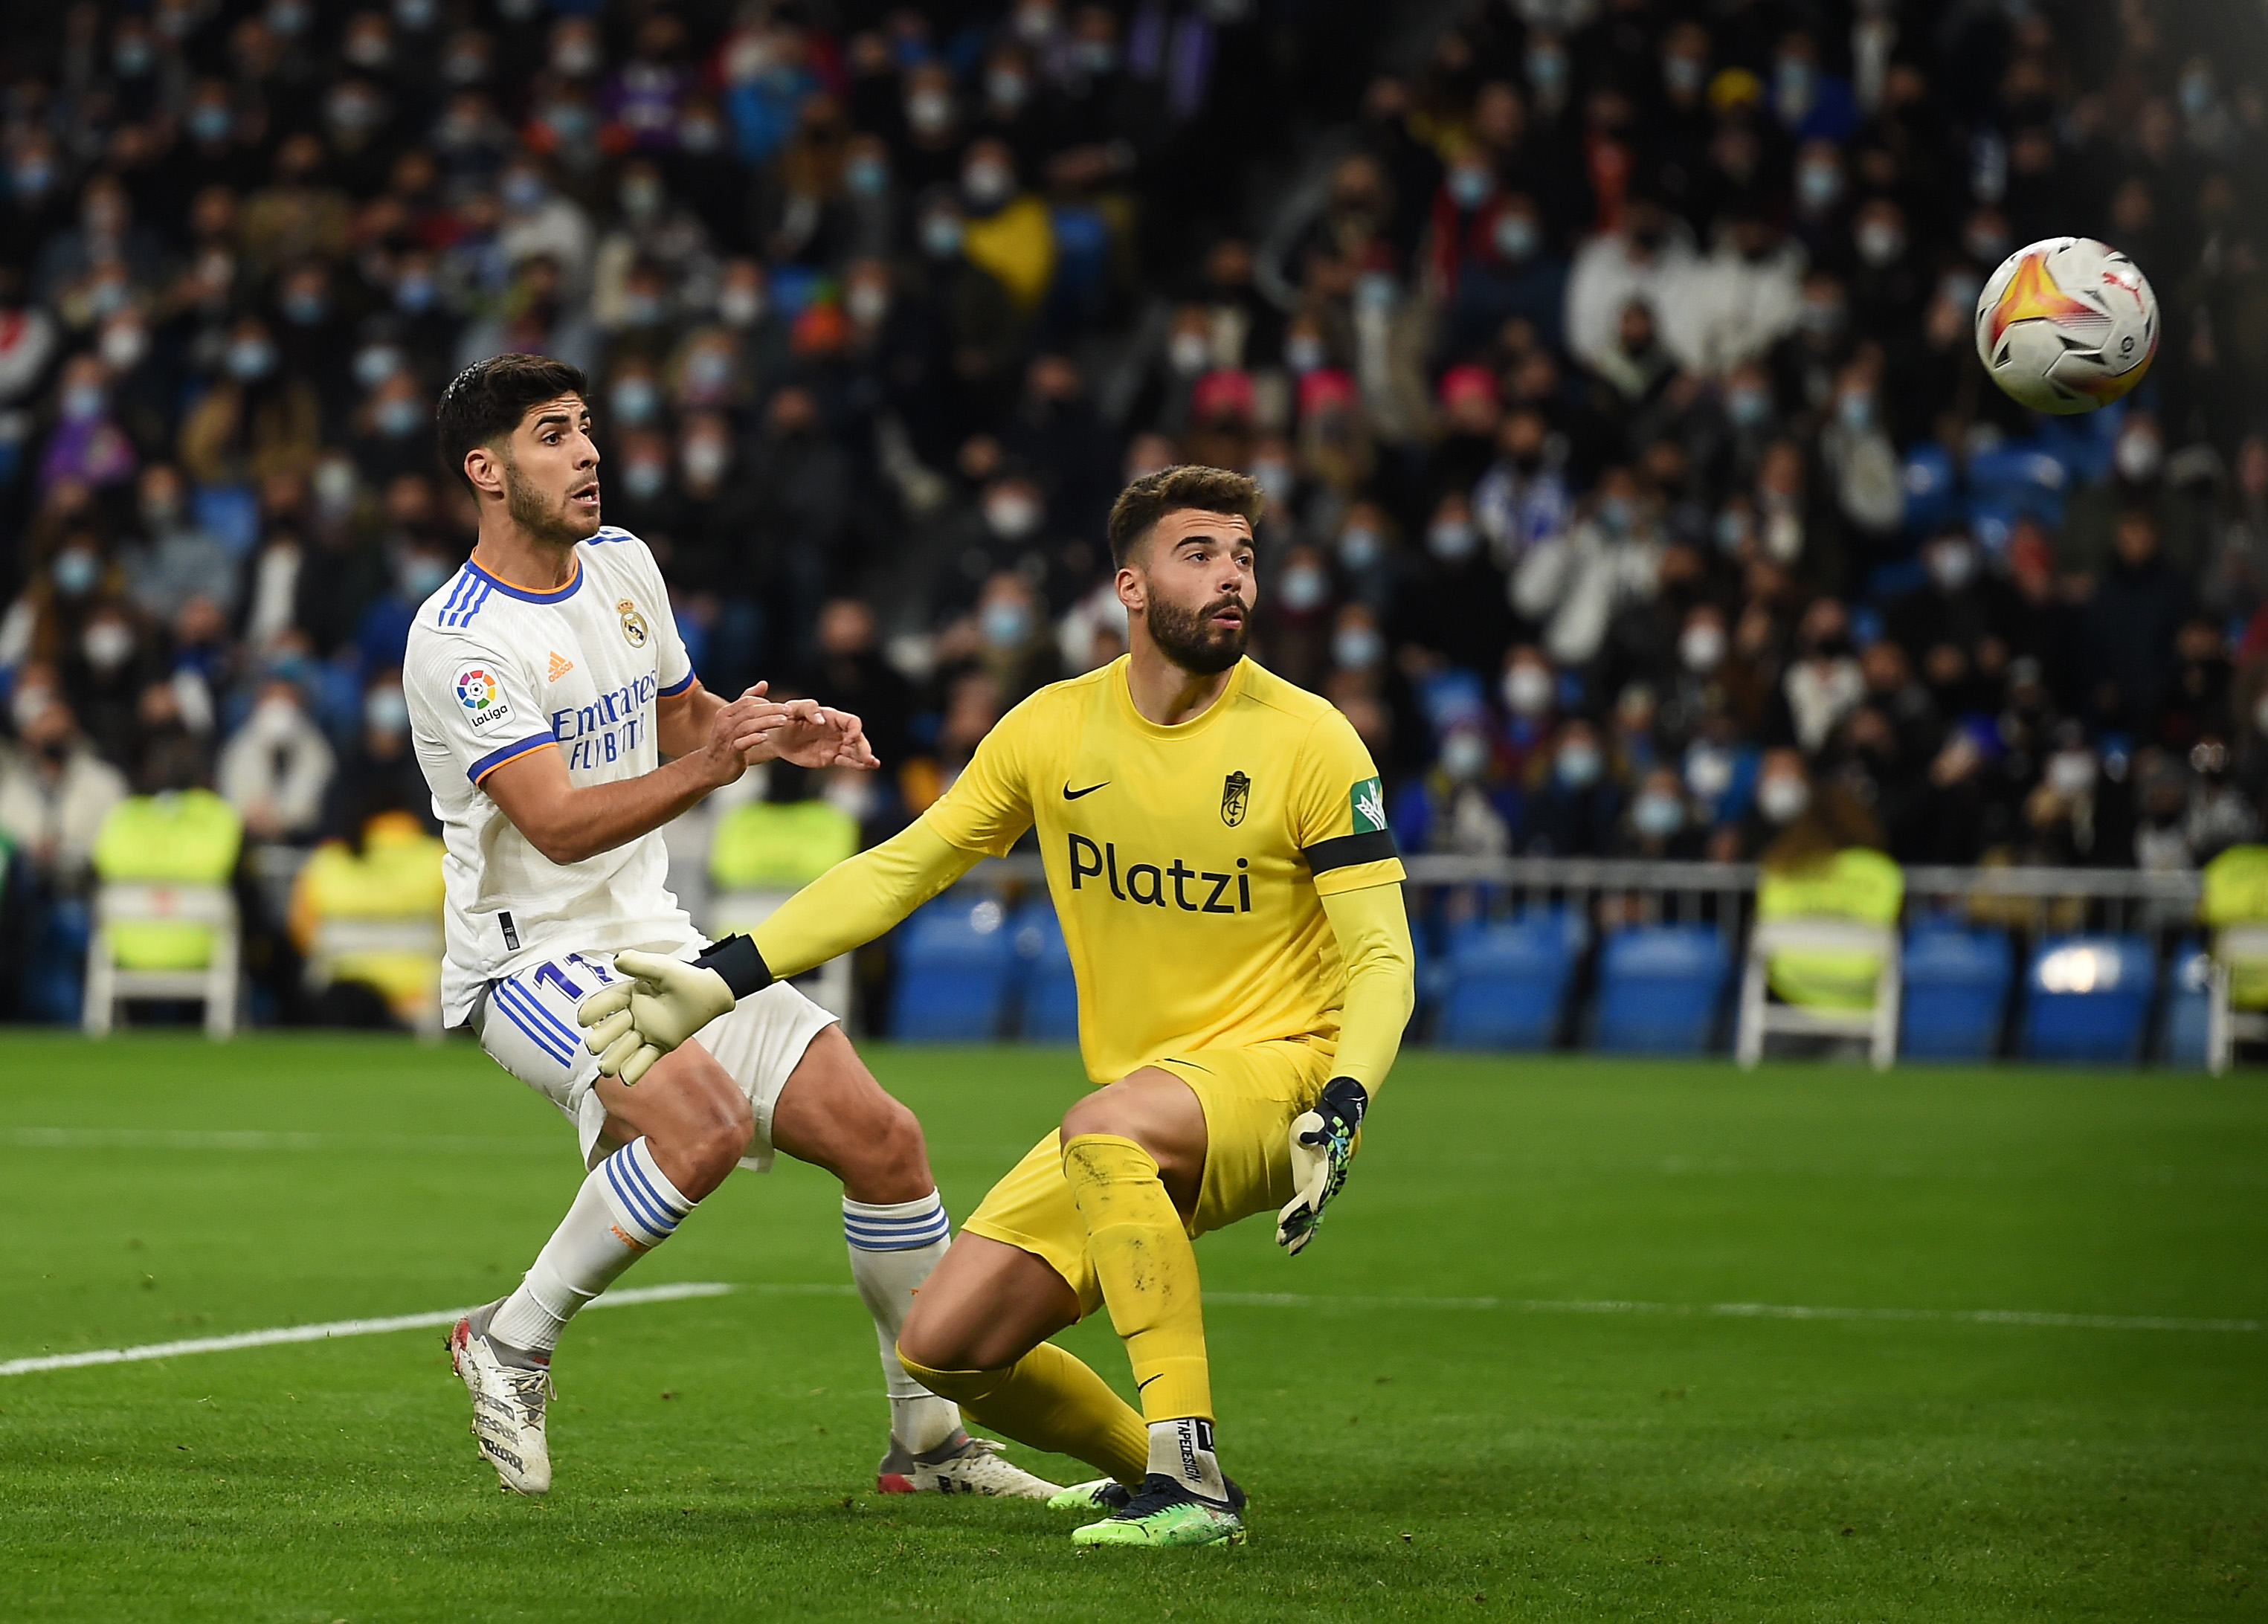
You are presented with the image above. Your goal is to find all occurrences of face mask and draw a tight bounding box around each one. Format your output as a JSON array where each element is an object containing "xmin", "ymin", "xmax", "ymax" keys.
[
  {"xmin": 1796, "ymin": 161, "xmax": 1843, "ymax": 212},
  {"xmin": 1726, "ymin": 384, "xmax": 1769, "ymax": 427},
  {"xmin": 1680, "ymin": 622, "xmax": 1726, "ymax": 673},
  {"xmin": 552, "ymin": 35, "xmax": 599, "ymax": 76},
  {"xmin": 1280, "ymin": 564, "xmax": 1328, "ymax": 613},
  {"xmin": 375, "ymin": 396, "xmax": 422, "ymax": 438},
  {"xmin": 682, "ymin": 438, "xmax": 729, "ymax": 485},
  {"xmin": 394, "ymin": 0, "xmax": 436, "ymax": 29},
  {"xmin": 396, "ymin": 273, "xmax": 437, "ymax": 314},
  {"xmin": 1775, "ymin": 58, "xmax": 1816, "ymax": 120},
  {"xmin": 61, "ymin": 382, "xmax": 105, "ymax": 422},
  {"xmin": 2180, "ymin": 69, "xmax": 2214, "ymax": 120},
  {"xmin": 1015, "ymin": 1, "xmax": 1058, "ymax": 42},
  {"xmin": 1072, "ymin": 40, "xmax": 1118, "ymax": 74},
  {"xmin": 1338, "ymin": 526, "xmax": 1383, "ymax": 570},
  {"xmin": 1333, "ymin": 625, "xmax": 1383, "ymax": 670},
  {"xmin": 1856, "ymin": 221, "xmax": 1904, "ymax": 268},
  {"xmin": 329, "ymin": 88, "xmax": 385, "ymax": 135},
  {"xmin": 845, "ymin": 155, "xmax": 888, "ymax": 198},
  {"xmin": 1663, "ymin": 54, "xmax": 1704, "ymax": 97},
  {"xmin": 679, "ymin": 116, "xmax": 724, "ymax": 154},
  {"xmin": 268, "ymin": 0, "xmax": 310, "ymax": 36},
  {"xmin": 444, "ymin": 46, "xmax": 489, "ymax": 84},
  {"xmin": 1284, "ymin": 335, "xmax": 1326, "ymax": 373},
  {"xmin": 1964, "ymin": 222, "xmax": 2010, "ymax": 265},
  {"xmin": 921, "ymin": 213, "xmax": 964, "ymax": 259},
  {"xmin": 1686, "ymin": 743, "xmax": 1733, "ymax": 799},
  {"xmin": 611, "ymin": 378, "xmax": 660, "ymax": 425},
  {"xmin": 985, "ymin": 493, "xmax": 1041, "ymax": 538},
  {"xmin": 1929, "ymin": 543, "xmax": 1977, "ymax": 591},
  {"xmin": 621, "ymin": 176, "xmax": 663, "ymax": 218},
  {"xmin": 683, "ymin": 347, "xmax": 735, "ymax": 397},
  {"xmin": 2116, "ymin": 432, "xmax": 2162, "ymax": 484},
  {"xmin": 1441, "ymin": 731, "xmax": 1489, "ymax": 782},
  {"xmin": 1165, "ymin": 331, "xmax": 1212, "ymax": 376},
  {"xmin": 142, "ymin": 489, "xmax": 180, "ymax": 530},
  {"xmin": 1759, "ymin": 775, "xmax": 1810, "ymax": 823},
  {"xmin": 83, "ymin": 621, "xmax": 135, "ymax": 671},
  {"xmin": 1556, "ymin": 741, "xmax": 1602, "ymax": 787},
  {"xmin": 1428, "ymin": 518, "xmax": 1479, "ymax": 561},
  {"xmin": 987, "ymin": 69, "xmax": 1030, "ymax": 111},
  {"xmin": 1800, "ymin": 298, "xmax": 1846, "ymax": 337},
  {"xmin": 981, "ymin": 600, "xmax": 1033, "ymax": 648},
  {"xmin": 281, "ymin": 288, "xmax": 329, "ymax": 326},
  {"xmin": 364, "ymin": 686, "xmax": 410, "ymax": 733},
  {"xmin": 1492, "ymin": 213, "xmax": 1539, "ymax": 262},
  {"xmin": 1503, "ymin": 663, "xmax": 1553, "ymax": 718},
  {"xmin": 1599, "ymin": 496, "xmax": 1636, "ymax": 538},
  {"xmin": 847, "ymin": 282, "xmax": 889, "ymax": 326},
  {"xmin": 354, "ymin": 344, "xmax": 405, "ymax": 390},
  {"xmin": 621, "ymin": 291, "xmax": 666, "ymax": 328},
  {"xmin": 313, "ymin": 459, "xmax": 357, "ymax": 515},
  {"xmin": 2046, "ymin": 750, "xmax": 2095, "ymax": 798},
  {"xmin": 1837, "ymin": 393, "xmax": 1875, "ymax": 434},
  {"xmin": 115, "ymin": 36, "xmax": 156, "ymax": 76},
  {"xmin": 717, "ymin": 284, "xmax": 764, "ymax": 326},
  {"xmin": 502, "ymin": 171, "xmax": 547, "ymax": 211},
  {"xmin": 623, "ymin": 460, "xmax": 667, "ymax": 501},
  {"xmin": 1713, "ymin": 508, "xmax": 1748, "ymax": 553},
  {"xmin": 1633, "ymin": 790, "xmax": 1685, "ymax": 837},
  {"xmin": 187, "ymin": 104, "xmax": 233, "ymax": 144},
  {"xmin": 53, "ymin": 550, "xmax": 99, "ymax": 596},
  {"xmin": 1448, "ymin": 165, "xmax": 1492, "ymax": 210},
  {"xmin": 401, "ymin": 556, "xmax": 448, "ymax": 599},
  {"xmin": 908, "ymin": 88, "xmax": 955, "ymax": 138},
  {"xmin": 538, "ymin": 102, "xmax": 595, "ymax": 144},
  {"xmin": 1354, "ymin": 271, "xmax": 1398, "ymax": 313},
  {"xmin": 964, "ymin": 161, "xmax": 1015, "ymax": 210},
  {"xmin": 1525, "ymin": 46, "xmax": 1568, "ymax": 96},
  {"xmin": 226, "ymin": 338, "xmax": 275, "ymax": 380}
]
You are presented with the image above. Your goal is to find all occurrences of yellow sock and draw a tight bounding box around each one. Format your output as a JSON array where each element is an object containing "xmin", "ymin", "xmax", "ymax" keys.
[
  {"xmin": 1059, "ymin": 1132, "xmax": 1213, "ymax": 1424},
  {"xmin": 896, "ymin": 1341, "xmax": 1149, "ymax": 1486}
]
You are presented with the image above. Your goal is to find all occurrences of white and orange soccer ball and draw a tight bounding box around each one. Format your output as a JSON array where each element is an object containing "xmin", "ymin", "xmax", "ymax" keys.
[{"xmin": 1973, "ymin": 236, "xmax": 2158, "ymax": 414}]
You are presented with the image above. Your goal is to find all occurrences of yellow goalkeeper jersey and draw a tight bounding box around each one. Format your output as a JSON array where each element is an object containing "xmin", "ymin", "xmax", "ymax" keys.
[{"xmin": 921, "ymin": 655, "xmax": 1405, "ymax": 1084}]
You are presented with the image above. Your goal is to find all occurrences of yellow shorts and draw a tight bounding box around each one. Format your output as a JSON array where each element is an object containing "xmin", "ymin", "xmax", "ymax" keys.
[{"xmin": 961, "ymin": 1039, "xmax": 1335, "ymax": 1318}]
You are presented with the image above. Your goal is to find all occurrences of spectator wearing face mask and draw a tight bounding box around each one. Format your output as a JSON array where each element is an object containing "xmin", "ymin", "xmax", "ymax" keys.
[
  {"xmin": 356, "ymin": 542, "xmax": 455, "ymax": 678},
  {"xmin": 1776, "ymin": 597, "xmax": 1865, "ymax": 753},
  {"xmin": 942, "ymin": 570, "xmax": 1061, "ymax": 709},
  {"xmin": 39, "ymin": 353, "xmax": 138, "ymax": 499},
  {"xmin": 1443, "ymin": 190, "xmax": 1568, "ymax": 361},
  {"xmin": 1563, "ymin": 197, "xmax": 1698, "ymax": 378},
  {"xmin": 2082, "ymin": 509, "xmax": 2196, "ymax": 735},
  {"xmin": 323, "ymin": 673, "xmax": 436, "ymax": 840},
  {"xmin": 1392, "ymin": 492, "xmax": 1514, "ymax": 680},
  {"xmin": 1614, "ymin": 763, "xmax": 1704, "ymax": 859},
  {"xmin": 1512, "ymin": 465, "xmax": 1665, "ymax": 666},
  {"xmin": 2059, "ymin": 410, "xmax": 2219, "ymax": 581},
  {"xmin": 1522, "ymin": 716, "xmax": 1623, "ymax": 857},
  {"xmin": 178, "ymin": 315, "xmax": 323, "ymax": 486},
  {"xmin": 123, "ymin": 465, "xmax": 239, "ymax": 621},
  {"xmin": 217, "ymin": 676, "xmax": 337, "ymax": 845},
  {"xmin": 1252, "ymin": 543, "xmax": 1336, "ymax": 692},
  {"xmin": 1393, "ymin": 720, "xmax": 1518, "ymax": 858},
  {"xmin": 0, "ymin": 695, "xmax": 128, "ymax": 892}
]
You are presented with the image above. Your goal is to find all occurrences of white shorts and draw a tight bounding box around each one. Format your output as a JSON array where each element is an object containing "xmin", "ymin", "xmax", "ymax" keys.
[{"xmin": 472, "ymin": 948, "xmax": 839, "ymax": 1173}]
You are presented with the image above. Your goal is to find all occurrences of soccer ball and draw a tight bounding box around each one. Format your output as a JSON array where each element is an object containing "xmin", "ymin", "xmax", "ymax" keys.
[{"xmin": 1974, "ymin": 237, "xmax": 2158, "ymax": 414}]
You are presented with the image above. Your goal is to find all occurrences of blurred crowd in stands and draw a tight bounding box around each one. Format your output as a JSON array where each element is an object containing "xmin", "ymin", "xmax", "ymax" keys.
[{"xmin": 1, "ymin": 0, "xmax": 2267, "ymax": 1022}]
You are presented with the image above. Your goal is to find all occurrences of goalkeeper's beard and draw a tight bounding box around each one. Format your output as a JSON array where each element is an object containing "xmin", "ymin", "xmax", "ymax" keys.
[{"xmin": 1145, "ymin": 593, "xmax": 1249, "ymax": 675}]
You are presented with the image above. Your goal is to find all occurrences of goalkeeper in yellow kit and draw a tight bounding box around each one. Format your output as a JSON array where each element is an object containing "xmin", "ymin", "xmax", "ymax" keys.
[{"xmin": 579, "ymin": 465, "xmax": 1417, "ymax": 1548}]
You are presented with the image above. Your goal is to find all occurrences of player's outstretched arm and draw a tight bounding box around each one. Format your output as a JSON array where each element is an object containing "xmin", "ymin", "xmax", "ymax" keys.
[
  {"xmin": 1277, "ymin": 883, "xmax": 1416, "ymax": 1255},
  {"xmin": 486, "ymin": 686, "xmax": 788, "ymax": 866},
  {"xmin": 578, "ymin": 819, "xmax": 985, "ymax": 1082}
]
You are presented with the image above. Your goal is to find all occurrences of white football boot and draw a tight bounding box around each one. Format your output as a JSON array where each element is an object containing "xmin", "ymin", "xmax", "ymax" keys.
[
  {"xmin": 875, "ymin": 1431, "xmax": 1062, "ymax": 1498},
  {"xmin": 448, "ymin": 1301, "xmax": 555, "ymax": 1495}
]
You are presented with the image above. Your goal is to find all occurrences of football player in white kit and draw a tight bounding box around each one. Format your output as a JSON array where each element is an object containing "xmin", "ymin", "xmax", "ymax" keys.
[{"xmin": 406, "ymin": 353, "xmax": 1055, "ymax": 1501}]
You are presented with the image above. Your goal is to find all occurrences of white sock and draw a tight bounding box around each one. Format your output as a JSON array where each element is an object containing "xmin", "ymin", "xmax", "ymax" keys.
[
  {"xmin": 490, "ymin": 1138, "xmax": 695, "ymax": 1353},
  {"xmin": 1147, "ymin": 1417, "xmax": 1227, "ymax": 1501},
  {"xmin": 843, "ymin": 1191, "xmax": 962, "ymax": 1454}
]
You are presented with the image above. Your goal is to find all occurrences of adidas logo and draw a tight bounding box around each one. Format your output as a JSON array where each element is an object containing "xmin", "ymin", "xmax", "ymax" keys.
[{"xmin": 547, "ymin": 652, "xmax": 573, "ymax": 682}]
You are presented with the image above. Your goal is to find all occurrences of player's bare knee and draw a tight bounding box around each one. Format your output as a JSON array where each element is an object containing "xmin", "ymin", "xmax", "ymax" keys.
[
  {"xmin": 1059, "ymin": 1091, "xmax": 1124, "ymax": 1145},
  {"xmin": 838, "ymin": 1094, "xmax": 931, "ymax": 1203}
]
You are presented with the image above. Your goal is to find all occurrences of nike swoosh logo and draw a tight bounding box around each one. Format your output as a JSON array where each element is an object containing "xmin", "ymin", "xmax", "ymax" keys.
[
  {"xmin": 1136, "ymin": 1373, "xmax": 1164, "ymax": 1391},
  {"xmin": 1063, "ymin": 782, "xmax": 1109, "ymax": 799}
]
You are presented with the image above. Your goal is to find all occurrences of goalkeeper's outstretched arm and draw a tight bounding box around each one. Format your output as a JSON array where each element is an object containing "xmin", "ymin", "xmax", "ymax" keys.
[{"xmin": 576, "ymin": 819, "xmax": 985, "ymax": 1082}]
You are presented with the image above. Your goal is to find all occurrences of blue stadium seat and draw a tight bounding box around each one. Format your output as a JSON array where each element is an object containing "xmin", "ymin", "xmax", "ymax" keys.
[
  {"xmin": 1014, "ymin": 903, "xmax": 1080, "ymax": 1043},
  {"xmin": 2159, "ymin": 940, "xmax": 2211, "ymax": 1067},
  {"xmin": 887, "ymin": 895, "xmax": 1019, "ymax": 1040},
  {"xmin": 1899, "ymin": 925, "xmax": 2013, "ymax": 1060},
  {"xmin": 1434, "ymin": 911, "xmax": 1585, "ymax": 1049},
  {"xmin": 1968, "ymin": 442, "xmax": 2069, "ymax": 525},
  {"xmin": 1594, "ymin": 925, "xmax": 1730, "ymax": 1054},
  {"xmin": 2019, "ymin": 935, "xmax": 2156, "ymax": 1063},
  {"xmin": 1901, "ymin": 443, "xmax": 1955, "ymax": 535}
]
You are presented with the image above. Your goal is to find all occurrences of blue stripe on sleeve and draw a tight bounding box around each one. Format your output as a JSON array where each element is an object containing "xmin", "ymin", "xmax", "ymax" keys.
[
  {"xmin": 468, "ymin": 732, "xmax": 557, "ymax": 784},
  {"xmin": 658, "ymin": 669, "xmax": 696, "ymax": 697}
]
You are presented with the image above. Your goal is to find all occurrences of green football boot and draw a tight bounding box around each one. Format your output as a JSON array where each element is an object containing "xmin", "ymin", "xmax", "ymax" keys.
[{"xmin": 1069, "ymin": 1474, "xmax": 1248, "ymax": 1548}]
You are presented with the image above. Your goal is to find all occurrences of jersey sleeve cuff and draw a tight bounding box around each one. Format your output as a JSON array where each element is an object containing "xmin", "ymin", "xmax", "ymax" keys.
[
  {"xmin": 658, "ymin": 668, "xmax": 697, "ymax": 697},
  {"xmin": 1312, "ymin": 858, "xmax": 1407, "ymax": 895},
  {"xmin": 468, "ymin": 732, "xmax": 558, "ymax": 784}
]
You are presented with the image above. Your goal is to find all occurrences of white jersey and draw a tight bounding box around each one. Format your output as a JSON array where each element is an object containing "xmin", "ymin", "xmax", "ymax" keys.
[{"xmin": 405, "ymin": 525, "xmax": 704, "ymax": 1025}]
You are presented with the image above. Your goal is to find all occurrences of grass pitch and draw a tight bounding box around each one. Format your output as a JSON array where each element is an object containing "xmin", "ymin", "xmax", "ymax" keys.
[{"xmin": 0, "ymin": 1033, "xmax": 2261, "ymax": 1623}]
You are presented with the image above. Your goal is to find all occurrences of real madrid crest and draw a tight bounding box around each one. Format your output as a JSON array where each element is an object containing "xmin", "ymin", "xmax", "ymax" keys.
[
  {"xmin": 1220, "ymin": 770, "xmax": 1251, "ymax": 827},
  {"xmin": 618, "ymin": 598, "xmax": 649, "ymax": 648}
]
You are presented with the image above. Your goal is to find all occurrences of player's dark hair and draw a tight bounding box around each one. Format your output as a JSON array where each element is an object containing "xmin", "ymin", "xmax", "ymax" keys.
[
  {"xmin": 1106, "ymin": 465, "xmax": 1265, "ymax": 568},
  {"xmin": 434, "ymin": 352, "xmax": 589, "ymax": 494}
]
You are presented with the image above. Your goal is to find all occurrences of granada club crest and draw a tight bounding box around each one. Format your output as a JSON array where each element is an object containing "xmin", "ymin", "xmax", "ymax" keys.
[
  {"xmin": 618, "ymin": 598, "xmax": 649, "ymax": 648},
  {"xmin": 1220, "ymin": 770, "xmax": 1251, "ymax": 827}
]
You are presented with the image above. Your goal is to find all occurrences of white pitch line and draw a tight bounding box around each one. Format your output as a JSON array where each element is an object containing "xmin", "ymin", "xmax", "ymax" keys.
[
  {"xmin": 2, "ymin": 1127, "xmax": 544, "ymax": 1154},
  {"xmin": 0, "ymin": 1281, "xmax": 732, "ymax": 1377},
  {"xmin": 1203, "ymin": 1290, "xmax": 2259, "ymax": 1334}
]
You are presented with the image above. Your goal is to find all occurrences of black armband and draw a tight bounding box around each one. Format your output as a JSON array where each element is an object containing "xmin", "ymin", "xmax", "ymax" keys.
[
  {"xmin": 1319, "ymin": 1075, "xmax": 1369, "ymax": 1128},
  {"xmin": 693, "ymin": 934, "xmax": 775, "ymax": 1000}
]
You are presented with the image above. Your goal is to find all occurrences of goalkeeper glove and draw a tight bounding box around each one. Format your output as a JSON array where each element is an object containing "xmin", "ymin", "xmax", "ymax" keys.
[
  {"xmin": 1275, "ymin": 1076, "xmax": 1369, "ymax": 1256},
  {"xmin": 574, "ymin": 935, "xmax": 773, "ymax": 1086}
]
